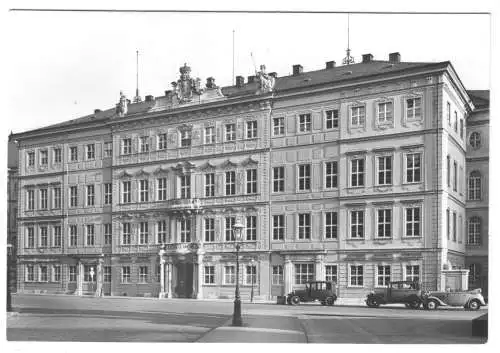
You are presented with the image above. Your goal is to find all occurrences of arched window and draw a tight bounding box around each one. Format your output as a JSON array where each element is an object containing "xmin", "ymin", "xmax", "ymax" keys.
[
  {"xmin": 468, "ymin": 171, "xmax": 482, "ymax": 200},
  {"xmin": 469, "ymin": 132, "xmax": 481, "ymax": 149},
  {"xmin": 467, "ymin": 217, "xmax": 481, "ymax": 245}
]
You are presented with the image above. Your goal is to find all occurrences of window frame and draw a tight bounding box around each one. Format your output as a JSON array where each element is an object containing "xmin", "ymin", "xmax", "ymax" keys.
[
  {"xmin": 325, "ymin": 109, "xmax": 339, "ymax": 129},
  {"xmin": 469, "ymin": 132, "xmax": 481, "ymax": 149},
  {"xmin": 224, "ymin": 265, "xmax": 236, "ymax": 285},
  {"xmin": 324, "ymin": 161, "xmax": 338, "ymax": 189},
  {"xmin": 350, "ymin": 105, "xmax": 366, "ymax": 128},
  {"xmin": 246, "ymin": 215, "xmax": 257, "ymax": 241},
  {"xmin": 272, "ymin": 214, "xmax": 285, "ymax": 241},
  {"xmin": 404, "ymin": 205, "xmax": 422, "ymax": 238},
  {"xmin": 204, "ymin": 218, "xmax": 215, "ymax": 242},
  {"xmin": 122, "ymin": 181, "xmax": 131, "ymax": 203},
  {"xmin": 139, "ymin": 221, "xmax": 149, "ymax": 244},
  {"xmin": 204, "ymin": 126, "xmax": 216, "ymax": 144},
  {"xmin": 272, "ymin": 166, "xmax": 285, "ymax": 193},
  {"xmin": 325, "ymin": 264, "xmax": 338, "ymax": 283},
  {"xmin": 139, "ymin": 179, "xmax": 149, "ymax": 202},
  {"xmin": 246, "ymin": 169, "xmax": 258, "ymax": 194},
  {"xmin": 375, "ymin": 155, "xmax": 393, "ymax": 186},
  {"xmin": 157, "ymin": 177, "xmax": 167, "ymax": 201},
  {"xmin": 350, "ymin": 157, "xmax": 365, "ymax": 187},
  {"xmin": 468, "ymin": 171, "xmax": 482, "ymax": 200},
  {"xmin": 404, "ymin": 152, "xmax": 422, "ymax": 184},
  {"xmin": 86, "ymin": 184, "xmax": 95, "ymax": 206},
  {"xmin": 139, "ymin": 136, "xmax": 150, "ymax": 153},
  {"xmin": 104, "ymin": 183, "xmax": 112, "ymax": 205},
  {"xmin": 325, "ymin": 211, "xmax": 338, "ymax": 240},
  {"xmin": 225, "ymin": 123, "xmax": 236, "ymax": 142},
  {"xmin": 273, "ymin": 117, "xmax": 285, "ymax": 136},
  {"xmin": 298, "ymin": 113, "xmax": 312, "ymax": 133},
  {"xmin": 246, "ymin": 120, "xmax": 258, "ymax": 139},
  {"xmin": 294, "ymin": 263, "xmax": 314, "ymax": 285},
  {"xmin": 376, "ymin": 265, "xmax": 391, "ymax": 288},
  {"xmin": 350, "ymin": 209, "xmax": 365, "ymax": 239},
  {"xmin": 377, "ymin": 101, "xmax": 394, "ymax": 124},
  {"xmin": 157, "ymin": 133, "xmax": 167, "ymax": 150},
  {"xmin": 348, "ymin": 264, "xmax": 364, "ymax": 287},
  {"xmin": 467, "ymin": 217, "xmax": 481, "ymax": 245},
  {"xmin": 86, "ymin": 144, "xmax": 95, "ymax": 160},
  {"xmin": 297, "ymin": 213, "xmax": 311, "ymax": 240},
  {"xmin": 205, "ymin": 173, "xmax": 215, "ymax": 197},
  {"xmin": 297, "ymin": 164, "xmax": 311, "ymax": 191},
  {"xmin": 225, "ymin": 171, "xmax": 236, "ymax": 196},
  {"xmin": 204, "ymin": 266, "xmax": 215, "ymax": 284},
  {"xmin": 272, "ymin": 265, "xmax": 284, "ymax": 285},
  {"xmin": 406, "ymin": 96, "xmax": 422, "ymax": 121}
]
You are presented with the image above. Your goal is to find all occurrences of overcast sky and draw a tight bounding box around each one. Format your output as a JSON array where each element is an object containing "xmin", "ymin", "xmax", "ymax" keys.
[{"xmin": 4, "ymin": 10, "xmax": 491, "ymax": 134}]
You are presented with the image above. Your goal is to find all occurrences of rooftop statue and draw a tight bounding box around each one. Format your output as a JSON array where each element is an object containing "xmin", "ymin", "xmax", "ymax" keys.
[
  {"xmin": 256, "ymin": 64, "xmax": 275, "ymax": 93},
  {"xmin": 116, "ymin": 91, "xmax": 128, "ymax": 117},
  {"xmin": 171, "ymin": 63, "xmax": 203, "ymax": 103}
]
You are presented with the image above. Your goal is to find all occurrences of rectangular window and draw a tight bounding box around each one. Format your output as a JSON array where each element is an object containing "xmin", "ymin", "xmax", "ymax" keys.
[
  {"xmin": 28, "ymin": 152, "xmax": 35, "ymax": 166},
  {"xmin": 122, "ymin": 223, "xmax": 131, "ymax": 245},
  {"xmin": 325, "ymin": 161, "xmax": 338, "ymax": 189},
  {"xmin": 298, "ymin": 213, "xmax": 311, "ymax": 239},
  {"xmin": 139, "ymin": 222, "xmax": 149, "ymax": 244},
  {"xmin": 224, "ymin": 266, "xmax": 236, "ymax": 284},
  {"xmin": 40, "ymin": 150, "xmax": 48, "ymax": 165},
  {"xmin": 27, "ymin": 190, "xmax": 35, "ymax": 210},
  {"xmin": 405, "ymin": 153, "xmax": 421, "ymax": 183},
  {"xmin": 377, "ymin": 209, "xmax": 392, "ymax": 238},
  {"xmin": 225, "ymin": 217, "xmax": 235, "ymax": 241},
  {"xmin": 86, "ymin": 225, "xmax": 95, "ymax": 246},
  {"xmin": 180, "ymin": 175, "xmax": 191, "ymax": 199},
  {"xmin": 140, "ymin": 179, "xmax": 149, "ymax": 202},
  {"xmin": 205, "ymin": 126, "xmax": 215, "ymax": 144},
  {"xmin": 53, "ymin": 265, "xmax": 61, "ymax": 282},
  {"xmin": 122, "ymin": 138, "xmax": 132, "ymax": 155},
  {"xmin": 225, "ymin": 124, "xmax": 236, "ymax": 142},
  {"xmin": 69, "ymin": 225, "xmax": 77, "ymax": 247},
  {"xmin": 377, "ymin": 265, "xmax": 391, "ymax": 287},
  {"xmin": 295, "ymin": 264, "xmax": 314, "ymax": 284},
  {"xmin": 351, "ymin": 210, "xmax": 364, "ymax": 238},
  {"xmin": 104, "ymin": 142, "xmax": 112, "ymax": 158},
  {"xmin": 157, "ymin": 220, "xmax": 167, "ymax": 244},
  {"xmin": 157, "ymin": 133, "xmax": 167, "ymax": 150},
  {"xmin": 86, "ymin": 144, "xmax": 95, "ymax": 160},
  {"xmin": 122, "ymin": 181, "xmax": 131, "ymax": 203},
  {"xmin": 40, "ymin": 226, "xmax": 48, "ymax": 248},
  {"xmin": 53, "ymin": 187, "xmax": 61, "ymax": 209},
  {"xmin": 246, "ymin": 215, "xmax": 257, "ymax": 241},
  {"xmin": 272, "ymin": 265, "xmax": 284, "ymax": 285},
  {"xmin": 70, "ymin": 186, "xmax": 78, "ymax": 207},
  {"xmin": 246, "ymin": 121, "xmax": 257, "ymax": 139},
  {"xmin": 454, "ymin": 111, "xmax": 458, "ymax": 132},
  {"xmin": 446, "ymin": 209, "xmax": 450, "ymax": 240},
  {"xmin": 246, "ymin": 169, "xmax": 257, "ymax": 194},
  {"xmin": 273, "ymin": 167, "xmax": 285, "ymax": 192},
  {"xmin": 298, "ymin": 164, "xmax": 311, "ymax": 191},
  {"xmin": 460, "ymin": 119, "xmax": 464, "ymax": 139},
  {"xmin": 139, "ymin": 266, "xmax": 148, "ymax": 283},
  {"xmin": 325, "ymin": 212, "xmax": 338, "ymax": 239},
  {"xmin": 405, "ymin": 207, "xmax": 421, "ymax": 237},
  {"xmin": 453, "ymin": 211, "xmax": 457, "ymax": 242},
  {"xmin": 272, "ymin": 215, "xmax": 285, "ymax": 241},
  {"xmin": 351, "ymin": 106, "xmax": 365, "ymax": 127},
  {"xmin": 39, "ymin": 265, "xmax": 48, "ymax": 282},
  {"xmin": 157, "ymin": 178, "xmax": 167, "ymax": 201},
  {"xmin": 406, "ymin": 97, "xmax": 422, "ymax": 120},
  {"xmin": 273, "ymin": 117, "xmax": 285, "ymax": 136},
  {"xmin": 378, "ymin": 102, "xmax": 393, "ymax": 123},
  {"xmin": 53, "ymin": 225, "xmax": 62, "ymax": 247},
  {"xmin": 377, "ymin": 156, "xmax": 392, "ymax": 185},
  {"xmin": 104, "ymin": 267, "xmax": 111, "ymax": 283},
  {"xmin": 447, "ymin": 156, "xmax": 451, "ymax": 187},
  {"xmin": 245, "ymin": 265, "xmax": 257, "ymax": 285},
  {"xmin": 350, "ymin": 265, "xmax": 364, "ymax": 287},
  {"xmin": 86, "ymin": 185, "xmax": 95, "ymax": 206},
  {"xmin": 180, "ymin": 130, "xmax": 192, "ymax": 147},
  {"xmin": 139, "ymin": 136, "xmax": 149, "ymax": 153},
  {"xmin": 54, "ymin": 148, "xmax": 62, "ymax": 163},
  {"xmin": 351, "ymin": 158, "xmax": 365, "ymax": 187},
  {"xmin": 69, "ymin": 265, "xmax": 77, "ymax": 282},
  {"xmin": 26, "ymin": 265, "xmax": 34, "ymax": 282},
  {"xmin": 204, "ymin": 266, "xmax": 215, "ymax": 284},
  {"xmin": 204, "ymin": 218, "xmax": 215, "ymax": 242},
  {"xmin": 453, "ymin": 161, "xmax": 457, "ymax": 192},
  {"xmin": 104, "ymin": 183, "xmax": 112, "ymax": 205},
  {"xmin": 40, "ymin": 189, "xmax": 48, "ymax": 209},
  {"xmin": 70, "ymin": 146, "xmax": 78, "ymax": 161},
  {"xmin": 468, "ymin": 218, "xmax": 481, "ymax": 245},
  {"xmin": 122, "ymin": 266, "xmax": 131, "ymax": 283},
  {"xmin": 180, "ymin": 218, "xmax": 191, "ymax": 243},
  {"xmin": 325, "ymin": 265, "xmax": 338, "ymax": 283},
  {"xmin": 225, "ymin": 171, "xmax": 236, "ymax": 195},
  {"xmin": 405, "ymin": 265, "xmax": 420, "ymax": 282},
  {"xmin": 84, "ymin": 265, "xmax": 96, "ymax": 282},
  {"xmin": 205, "ymin": 173, "xmax": 215, "ymax": 197},
  {"xmin": 325, "ymin": 109, "xmax": 339, "ymax": 129},
  {"xmin": 299, "ymin": 113, "xmax": 312, "ymax": 132},
  {"xmin": 104, "ymin": 223, "xmax": 112, "ymax": 245},
  {"xmin": 447, "ymin": 102, "xmax": 451, "ymax": 125}
]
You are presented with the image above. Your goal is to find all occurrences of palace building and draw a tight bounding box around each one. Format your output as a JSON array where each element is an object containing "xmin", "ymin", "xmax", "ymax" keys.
[{"xmin": 12, "ymin": 52, "xmax": 483, "ymax": 301}]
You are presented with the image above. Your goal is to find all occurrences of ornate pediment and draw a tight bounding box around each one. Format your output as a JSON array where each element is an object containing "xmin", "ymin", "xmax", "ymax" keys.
[
  {"xmin": 177, "ymin": 123, "xmax": 193, "ymax": 132},
  {"xmin": 117, "ymin": 170, "xmax": 133, "ymax": 179},
  {"xmin": 153, "ymin": 166, "xmax": 169, "ymax": 175},
  {"xmin": 135, "ymin": 168, "xmax": 150, "ymax": 177},
  {"xmin": 198, "ymin": 161, "xmax": 216, "ymax": 171},
  {"xmin": 172, "ymin": 161, "xmax": 196, "ymax": 174},
  {"xmin": 240, "ymin": 156, "xmax": 259, "ymax": 167},
  {"xmin": 219, "ymin": 159, "xmax": 237, "ymax": 169}
]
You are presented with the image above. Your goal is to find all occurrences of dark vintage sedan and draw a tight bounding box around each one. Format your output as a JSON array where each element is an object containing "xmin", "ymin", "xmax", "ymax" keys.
[
  {"xmin": 366, "ymin": 280, "xmax": 422, "ymax": 309},
  {"xmin": 286, "ymin": 281, "xmax": 338, "ymax": 306}
]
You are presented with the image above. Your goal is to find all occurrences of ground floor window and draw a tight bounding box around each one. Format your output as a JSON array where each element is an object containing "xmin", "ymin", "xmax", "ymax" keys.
[
  {"xmin": 468, "ymin": 264, "xmax": 480, "ymax": 284},
  {"xmin": 139, "ymin": 266, "xmax": 148, "ymax": 283},
  {"xmin": 26, "ymin": 265, "xmax": 34, "ymax": 282},
  {"xmin": 104, "ymin": 266, "xmax": 111, "ymax": 283},
  {"xmin": 325, "ymin": 265, "xmax": 338, "ymax": 284},
  {"xmin": 295, "ymin": 263, "xmax": 314, "ymax": 284},
  {"xmin": 204, "ymin": 266, "xmax": 215, "ymax": 284},
  {"xmin": 245, "ymin": 265, "xmax": 257, "ymax": 285},
  {"xmin": 272, "ymin": 265, "xmax": 283, "ymax": 285},
  {"xmin": 405, "ymin": 265, "xmax": 420, "ymax": 282},
  {"xmin": 121, "ymin": 266, "xmax": 131, "ymax": 283},
  {"xmin": 39, "ymin": 265, "xmax": 48, "ymax": 282},
  {"xmin": 52, "ymin": 265, "xmax": 61, "ymax": 282},
  {"xmin": 349, "ymin": 265, "xmax": 364, "ymax": 287},
  {"xmin": 376, "ymin": 265, "xmax": 391, "ymax": 287},
  {"xmin": 69, "ymin": 265, "xmax": 77, "ymax": 282},
  {"xmin": 224, "ymin": 266, "xmax": 235, "ymax": 284}
]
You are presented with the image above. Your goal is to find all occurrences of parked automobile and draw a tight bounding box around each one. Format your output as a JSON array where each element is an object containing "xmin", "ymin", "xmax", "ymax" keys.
[
  {"xmin": 286, "ymin": 281, "xmax": 338, "ymax": 306},
  {"xmin": 366, "ymin": 280, "xmax": 422, "ymax": 309},
  {"xmin": 422, "ymin": 288, "xmax": 486, "ymax": 310}
]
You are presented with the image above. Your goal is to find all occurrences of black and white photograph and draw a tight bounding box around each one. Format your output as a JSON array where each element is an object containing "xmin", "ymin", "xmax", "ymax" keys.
[{"xmin": 3, "ymin": 0, "xmax": 496, "ymax": 348}]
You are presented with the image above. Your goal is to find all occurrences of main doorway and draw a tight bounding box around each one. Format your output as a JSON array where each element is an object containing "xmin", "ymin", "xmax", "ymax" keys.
[{"xmin": 175, "ymin": 262, "xmax": 193, "ymax": 298}]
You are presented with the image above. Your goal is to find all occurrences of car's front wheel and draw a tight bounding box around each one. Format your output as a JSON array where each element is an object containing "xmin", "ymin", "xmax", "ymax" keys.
[
  {"xmin": 326, "ymin": 296, "xmax": 335, "ymax": 306},
  {"xmin": 425, "ymin": 299, "xmax": 438, "ymax": 310},
  {"xmin": 468, "ymin": 299, "xmax": 481, "ymax": 311},
  {"xmin": 290, "ymin": 296, "xmax": 300, "ymax": 305},
  {"xmin": 366, "ymin": 297, "xmax": 379, "ymax": 308}
]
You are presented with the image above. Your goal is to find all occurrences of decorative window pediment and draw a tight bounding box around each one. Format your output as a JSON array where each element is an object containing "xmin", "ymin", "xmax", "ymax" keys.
[
  {"xmin": 153, "ymin": 166, "xmax": 169, "ymax": 175},
  {"xmin": 172, "ymin": 161, "xmax": 196, "ymax": 174},
  {"xmin": 198, "ymin": 161, "xmax": 216, "ymax": 171},
  {"xmin": 240, "ymin": 156, "xmax": 258, "ymax": 167},
  {"xmin": 117, "ymin": 170, "xmax": 133, "ymax": 179},
  {"xmin": 135, "ymin": 168, "xmax": 150, "ymax": 177},
  {"xmin": 219, "ymin": 159, "xmax": 237, "ymax": 169},
  {"xmin": 177, "ymin": 123, "xmax": 193, "ymax": 132}
]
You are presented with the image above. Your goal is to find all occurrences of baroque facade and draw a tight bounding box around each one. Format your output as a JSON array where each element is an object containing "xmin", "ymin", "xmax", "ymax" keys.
[{"xmin": 12, "ymin": 53, "xmax": 480, "ymax": 300}]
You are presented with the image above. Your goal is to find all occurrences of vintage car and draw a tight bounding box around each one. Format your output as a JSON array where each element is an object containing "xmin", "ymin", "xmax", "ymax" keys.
[
  {"xmin": 366, "ymin": 280, "xmax": 422, "ymax": 309},
  {"xmin": 422, "ymin": 288, "xmax": 486, "ymax": 310},
  {"xmin": 286, "ymin": 281, "xmax": 338, "ymax": 306}
]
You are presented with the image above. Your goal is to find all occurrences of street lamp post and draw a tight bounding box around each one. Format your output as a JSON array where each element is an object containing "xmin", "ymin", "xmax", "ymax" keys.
[
  {"xmin": 250, "ymin": 258, "xmax": 255, "ymax": 303},
  {"xmin": 232, "ymin": 221, "xmax": 245, "ymax": 327},
  {"xmin": 7, "ymin": 244, "xmax": 13, "ymax": 312}
]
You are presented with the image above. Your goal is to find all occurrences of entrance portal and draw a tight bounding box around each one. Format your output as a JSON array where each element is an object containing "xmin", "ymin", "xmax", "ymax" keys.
[{"xmin": 175, "ymin": 262, "xmax": 193, "ymax": 298}]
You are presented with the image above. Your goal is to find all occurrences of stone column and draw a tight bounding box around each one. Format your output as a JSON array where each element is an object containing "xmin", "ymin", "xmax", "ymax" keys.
[
  {"xmin": 76, "ymin": 261, "xmax": 83, "ymax": 296},
  {"xmin": 284, "ymin": 257, "xmax": 293, "ymax": 295},
  {"xmin": 195, "ymin": 250, "xmax": 205, "ymax": 299},
  {"xmin": 167, "ymin": 259, "xmax": 173, "ymax": 298},
  {"xmin": 96, "ymin": 256, "xmax": 104, "ymax": 297},
  {"xmin": 315, "ymin": 255, "xmax": 324, "ymax": 281},
  {"xmin": 159, "ymin": 245, "xmax": 166, "ymax": 298}
]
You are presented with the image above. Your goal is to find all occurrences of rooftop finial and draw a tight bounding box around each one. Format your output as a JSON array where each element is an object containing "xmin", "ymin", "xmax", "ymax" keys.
[
  {"xmin": 133, "ymin": 50, "xmax": 142, "ymax": 103},
  {"xmin": 342, "ymin": 13, "xmax": 355, "ymax": 65}
]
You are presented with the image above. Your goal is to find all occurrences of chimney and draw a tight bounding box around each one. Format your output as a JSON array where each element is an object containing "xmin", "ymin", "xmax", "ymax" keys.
[
  {"xmin": 94, "ymin": 109, "xmax": 101, "ymax": 114},
  {"xmin": 362, "ymin": 53, "xmax": 374, "ymax": 63},
  {"xmin": 389, "ymin": 52, "xmax": 401, "ymax": 63},
  {"xmin": 293, "ymin": 64, "xmax": 303, "ymax": 76},
  {"xmin": 235, "ymin": 76, "xmax": 244, "ymax": 87},
  {"xmin": 248, "ymin": 75, "xmax": 256, "ymax": 83},
  {"xmin": 145, "ymin": 95, "xmax": 154, "ymax": 102},
  {"xmin": 326, "ymin": 61, "xmax": 336, "ymax": 69}
]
